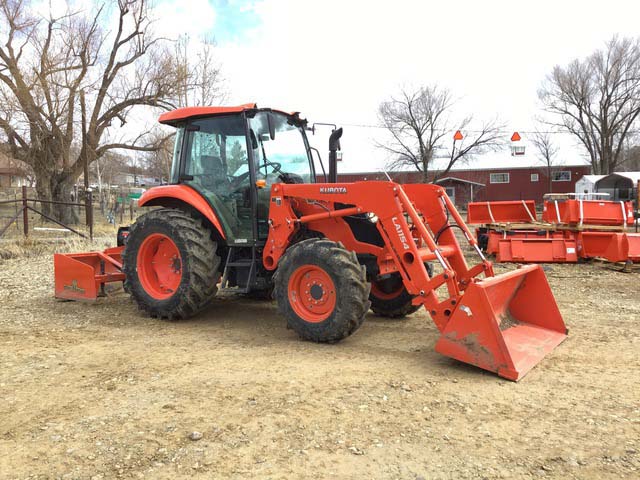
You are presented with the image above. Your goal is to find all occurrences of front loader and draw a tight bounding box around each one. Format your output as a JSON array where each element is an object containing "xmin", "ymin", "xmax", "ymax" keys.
[{"xmin": 54, "ymin": 104, "xmax": 567, "ymax": 381}]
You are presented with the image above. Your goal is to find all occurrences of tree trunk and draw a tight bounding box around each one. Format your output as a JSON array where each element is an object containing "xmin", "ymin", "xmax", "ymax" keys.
[{"xmin": 34, "ymin": 165, "xmax": 80, "ymax": 225}]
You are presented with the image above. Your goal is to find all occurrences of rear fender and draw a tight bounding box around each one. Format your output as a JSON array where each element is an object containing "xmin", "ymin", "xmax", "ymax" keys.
[{"xmin": 138, "ymin": 185, "xmax": 226, "ymax": 240}]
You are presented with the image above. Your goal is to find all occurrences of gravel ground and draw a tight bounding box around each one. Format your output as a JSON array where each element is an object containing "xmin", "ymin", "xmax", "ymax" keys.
[{"xmin": 0, "ymin": 249, "xmax": 638, "ymax": 479}]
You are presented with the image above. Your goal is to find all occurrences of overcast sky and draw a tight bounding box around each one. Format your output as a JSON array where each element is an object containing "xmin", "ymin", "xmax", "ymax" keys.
[{"xmin": 43, "ymin": 0, "xmax": 640, "ymax": 172}]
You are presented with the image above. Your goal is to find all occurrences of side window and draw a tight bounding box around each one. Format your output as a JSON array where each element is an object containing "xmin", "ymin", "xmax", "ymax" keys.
[{"xmin": 184, "ymin": 117, "xmax": 249, "ymax": 195}]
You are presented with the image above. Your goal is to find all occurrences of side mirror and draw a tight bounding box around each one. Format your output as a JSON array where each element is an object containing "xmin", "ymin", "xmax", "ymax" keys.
[{"xmin": 267, "ymin": 113, "xmax": 276, "ymax": 140}]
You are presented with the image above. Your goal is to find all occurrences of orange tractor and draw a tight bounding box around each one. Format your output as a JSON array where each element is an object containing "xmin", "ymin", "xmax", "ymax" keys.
[{"xmin": 55, "ymin": 104, "xmax": 567, "ymax": 380}]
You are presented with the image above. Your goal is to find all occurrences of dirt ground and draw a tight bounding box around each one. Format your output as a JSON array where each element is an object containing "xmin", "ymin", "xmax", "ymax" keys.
[{"xmin": 0, "ymin": 245, "xmax": 639, "ymax": 479}]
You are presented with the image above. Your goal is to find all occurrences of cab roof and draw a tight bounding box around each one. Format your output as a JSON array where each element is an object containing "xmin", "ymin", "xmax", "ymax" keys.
[{"xmin": 158, "ymin": 104, "xmax": 300, "ymax": 126}]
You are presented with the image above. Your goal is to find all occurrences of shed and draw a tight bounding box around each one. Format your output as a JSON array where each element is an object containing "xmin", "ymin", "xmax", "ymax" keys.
[
  {"xmin": 595, "ymin": 172, "xmax": 640, "ymax": 202},
  {"xmin": 575, "ymin": 175, "xmax": 605, "ymax": 197},
  {"xmin": 434, "ymin": 176, "xmax": 485, "ymax": 207}
]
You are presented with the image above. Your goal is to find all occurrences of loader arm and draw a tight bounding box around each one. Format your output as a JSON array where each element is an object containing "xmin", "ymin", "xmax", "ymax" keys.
[
  {"xmin": 264, "ymin": 181, "xmax": 567, "ymax": 380},
  {"xmin": 263, "ymin": 181, "xmax": 491, "ymax": 331}
]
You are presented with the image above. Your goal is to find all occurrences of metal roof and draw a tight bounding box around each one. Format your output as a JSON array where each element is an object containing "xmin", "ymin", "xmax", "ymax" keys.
[
  {"xmin": 595, "ymin": 172, "xmax": 640, "ymax": 186},
  {"xmin": 158, "ymin": 104, "xmax": 298, "ymax": 126},
  {"xmin": 434, "ymin": 176, "xmax": 485, "ymax": 187},
  {"xmin": 577, "ymin": 174, "xmax": 606, "ymax": 183}
]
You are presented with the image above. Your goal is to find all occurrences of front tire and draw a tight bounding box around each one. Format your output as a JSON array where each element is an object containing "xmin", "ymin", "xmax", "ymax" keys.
[
  {"xmin": 123, "ymin": 208, "xmax": 220, "ymax": 320},
  {"xmin": 274, "ymin": 239, "xmax": 370, "ymax": 343}
]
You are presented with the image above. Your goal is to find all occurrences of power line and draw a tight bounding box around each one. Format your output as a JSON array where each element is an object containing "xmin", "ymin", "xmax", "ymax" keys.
[{"xmin": 333, "ymin": 122, "xmax": 640, "ymax": 136}]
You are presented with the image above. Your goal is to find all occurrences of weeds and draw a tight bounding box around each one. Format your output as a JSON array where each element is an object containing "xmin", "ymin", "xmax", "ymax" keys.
[{"xmin": 0, "ymin": 236, "xmax": 114, "ymax": 262}]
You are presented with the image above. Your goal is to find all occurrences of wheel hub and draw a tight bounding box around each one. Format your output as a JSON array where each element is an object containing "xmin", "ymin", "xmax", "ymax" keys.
[
  {"xmin": 309, "ymin": 284, "xmax": 324, "ymax": 300},
  {"xmin": 137, "ymin": 233, "xmax": 183, "ymax": 300},
  {"xmin": 288, "ymin": 265, "xmax": 337, "ymax": 323}
]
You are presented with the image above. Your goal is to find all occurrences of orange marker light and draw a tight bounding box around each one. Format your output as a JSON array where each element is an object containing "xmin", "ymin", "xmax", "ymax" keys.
[{"xmin": 256, "ymin": 179, "xmax": 267, "ymax": 189}]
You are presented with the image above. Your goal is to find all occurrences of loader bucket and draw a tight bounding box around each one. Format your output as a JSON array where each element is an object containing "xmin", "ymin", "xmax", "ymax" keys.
[
  {"xmin": 435, "ymin": 264, "xmax": 567, "ymax": 381},
  {"xmin": 54, "ymin": 247, "xmax": 125, "ymax": 301}
]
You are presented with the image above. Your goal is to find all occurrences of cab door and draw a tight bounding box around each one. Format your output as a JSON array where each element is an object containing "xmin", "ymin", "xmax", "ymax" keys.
[{"xmin": 181, "ymin": 115, "xmax": 255, "ymax": 244}]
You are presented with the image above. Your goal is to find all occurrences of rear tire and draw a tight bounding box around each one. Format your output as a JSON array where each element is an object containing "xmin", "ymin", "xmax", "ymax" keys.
[
  {"xmin": 123, "ymin": 208, "xmax": 220, "ymax": 320},
  {"xmin": 274, "ymin": 239, "xmax": 370, "ymax": 343}
]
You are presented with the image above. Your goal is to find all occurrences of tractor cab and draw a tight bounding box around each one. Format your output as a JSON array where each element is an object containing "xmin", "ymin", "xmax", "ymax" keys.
[{"xmin": 161, "ymin": 104, "xmax": 315, "ymax": 244}]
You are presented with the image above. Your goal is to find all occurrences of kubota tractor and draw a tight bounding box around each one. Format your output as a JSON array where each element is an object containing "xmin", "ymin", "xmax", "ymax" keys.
[{"xmin": 54, "ymin": 104, "xmax": 568, "ymax": 380}]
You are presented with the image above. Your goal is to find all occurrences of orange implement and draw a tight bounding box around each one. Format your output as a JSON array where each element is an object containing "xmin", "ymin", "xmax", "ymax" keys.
[
  {"xmin": 435, "ymin": 265, "xmax": 567, "ymax": 381},
  {"xmin": 467, "ymin": 200, "xmax": 537, "ymax": 225},
  {"xmin": 578, "ymin": 231, "xmax": 640, "ymax": 263},
  {"xmin": 54, "ymin": 247, "xmax": 125, "ymax": 301},
  {"xmin": 487, "ymin": 230, "xmax": 579, "ymax": 263},
  {"xmin": 542, "ymin": 199, "xmax": 634, "ymax": 226}
]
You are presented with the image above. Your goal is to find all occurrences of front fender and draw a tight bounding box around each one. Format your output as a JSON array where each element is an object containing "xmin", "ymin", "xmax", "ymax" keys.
[{"xmin": 138, "ymin": 185, "xmax": 226, "ymax": 240}]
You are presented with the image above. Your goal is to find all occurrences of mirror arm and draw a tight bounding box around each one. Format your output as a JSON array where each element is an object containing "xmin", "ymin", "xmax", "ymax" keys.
[{"xmin": 309, "ymin": 147, "xmax": 327, "ymax": 182}]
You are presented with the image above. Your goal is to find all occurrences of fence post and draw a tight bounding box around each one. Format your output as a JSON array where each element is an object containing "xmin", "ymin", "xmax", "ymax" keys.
[
  {"xmin": 85, "ymin": 189, "xmax": 94, "ymax": 240},
  {"xmin": 21, "ymin": 185, "xmax": 28, "ymax": 237},
  {"xmin": 14, "ymin": 193, "xmax": 18, "ymax": 231}
]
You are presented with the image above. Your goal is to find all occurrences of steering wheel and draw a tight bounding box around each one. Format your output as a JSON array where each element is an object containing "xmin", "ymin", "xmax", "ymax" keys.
[
  {"xmin": 228, "ymin": 170, "xmax": 251, "ymax": 190},
  {"xmin": 228, "ymin": 161, "xmax": 284, "ymax": 190},
  {"xmin": 257, "ymin": 161, "xmax": 282, "ymax": 176}
]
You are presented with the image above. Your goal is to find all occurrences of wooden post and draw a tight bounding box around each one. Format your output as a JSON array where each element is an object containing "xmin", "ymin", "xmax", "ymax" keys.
[
  {"xmin": 14, "ymin": 192, "xmax": 18, "ymax": 231},
  {"xmin": 21, "ymin": 185, "xmax": 28, "ymax": 237},
  {"xmin": 85, "ymin": 189, "xmax": 94, "ymax": 240}
]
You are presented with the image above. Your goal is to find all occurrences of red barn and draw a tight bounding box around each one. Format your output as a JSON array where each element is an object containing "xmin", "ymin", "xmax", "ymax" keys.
[{"xmin": 336, "ymin": 143, "xmax": 591, "ymax": 208}]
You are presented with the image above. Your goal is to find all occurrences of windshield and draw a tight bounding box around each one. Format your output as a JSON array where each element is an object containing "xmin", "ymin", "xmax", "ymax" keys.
[{"xmin": 248, "ymin": 112, "xmax": 313, "ymax": 183}]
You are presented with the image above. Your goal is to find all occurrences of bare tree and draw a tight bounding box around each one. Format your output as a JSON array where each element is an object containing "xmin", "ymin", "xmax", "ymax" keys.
[
  {"xmin": 143, "ymin": 130, "xmax": 173, "ymax": 182},
  {"xmin": 377, "ymin": 85, "xmax": 504, "ymax": 182},
  {"xmin": 0, "ymin": 0, "xmax": 210, "ymax": 223},
  {"xmin": 620, "ymin": 144, "xmax": 640, "ymax": 171},
  {"xmin": 139, "ymin": 35, "xmax": 226, "ymax": 185},
  {"xmin": 539, "ymin": 36, "xmax": 640, "ymax": 175},
  {"xmin": 530, "ymin": 130, "xmax": 559, "ymax": 192},
  {"xmin": 174, "ymin": 35, "xmax": 226, "ymax": 107}
]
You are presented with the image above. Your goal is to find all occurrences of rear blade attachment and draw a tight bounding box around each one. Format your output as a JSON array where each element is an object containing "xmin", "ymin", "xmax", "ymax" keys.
[
  {"xmin": 54, "ymin": 246, "xmax": 125, "ymax": 301},
  {"xmin": 435, "ymin": 264, "xmax": 567, "ymax": 381}
]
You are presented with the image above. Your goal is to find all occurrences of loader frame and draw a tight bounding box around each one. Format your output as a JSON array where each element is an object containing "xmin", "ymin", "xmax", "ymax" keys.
[{"xmin": 264, "ymin": 181, "xmax": 492, "ymax": 332}]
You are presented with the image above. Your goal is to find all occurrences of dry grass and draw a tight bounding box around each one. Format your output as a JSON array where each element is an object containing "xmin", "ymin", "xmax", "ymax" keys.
[{"xmin": 0, "ymin": 236, "xmax": 115, "ymax": 262}]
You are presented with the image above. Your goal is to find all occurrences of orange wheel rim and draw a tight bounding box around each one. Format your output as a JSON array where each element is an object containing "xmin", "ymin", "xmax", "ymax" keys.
[
  {"xmin": 288, "ymin": 265, "xmax": 336, "ymax": 323},
  {"xmin": 370, "ymin": 279, "xmax": 404, "ymax": 300},
  {"xmin": 137, "ymin": 233, "xmax": 182, "ymax": 300}
]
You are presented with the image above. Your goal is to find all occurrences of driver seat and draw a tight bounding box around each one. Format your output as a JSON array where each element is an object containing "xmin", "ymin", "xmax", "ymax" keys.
[{"xmin": 199, "ymin": 155, "xmax": 231, "ymax": 194}]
